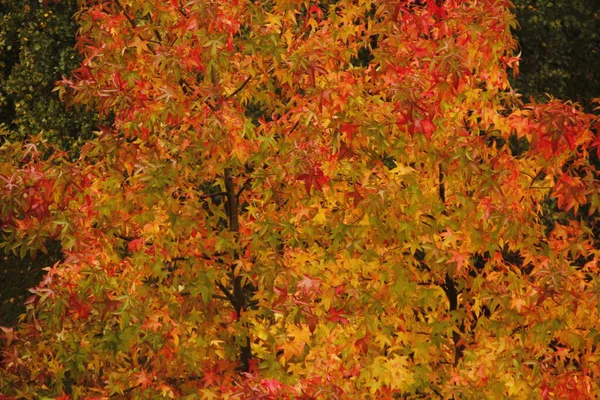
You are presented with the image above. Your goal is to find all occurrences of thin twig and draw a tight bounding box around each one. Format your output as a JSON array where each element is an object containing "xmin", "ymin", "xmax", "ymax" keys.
[
  {"xmin": 114, "ymin": 0, "xmax": 157, "ymax": 55},
  {"xmin": 177, "ymin": 0, "xmax": 189, "ymax": 18},
  {"xmin": 115, "ymin": 0, "xmax": 137, "ymax": 30},
  {"xmin": 288, "ymin": 121, "xmax": 300, "ymax": 135},
  {"xmin": 236, "ymin": 178, "xmax": 252, "ymax": 197},
  {"xmin": 225, "ymin": 76, "xmax": 252, "ymax": 99}
]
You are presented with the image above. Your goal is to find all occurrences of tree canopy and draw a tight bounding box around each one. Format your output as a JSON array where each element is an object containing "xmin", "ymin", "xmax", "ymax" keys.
[{"xmin": 1, "ymin": 0, "xmax": 600, "ymax": 398}]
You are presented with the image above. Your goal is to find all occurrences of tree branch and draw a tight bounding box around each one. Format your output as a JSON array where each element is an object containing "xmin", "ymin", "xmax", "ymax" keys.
[
  {"xmin": 224, "ymin": 168, "xmax": 239, "ymax": 232},
  {"xmin": 114, "ymin": 0, "xmax": 157, "ymax": 55},
  {"xmin": 199, "ymin": 191, "xmax": 229, "ymax": 200},
  {"xmin": 225, "ymin": 76, "xmax": 252, "ymax": 100},
  {"xmin": 216, "ymin": 282, "xmax": 236, "ymax": 305}
]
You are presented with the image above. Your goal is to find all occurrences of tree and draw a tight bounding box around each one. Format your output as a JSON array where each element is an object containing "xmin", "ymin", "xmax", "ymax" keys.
[
  {"xmin": 511, "ymin": 0, "xmax": 600, "ymax": 109},
  {"xmin": 1, "ymin": 0, "xmax": 600, "ymax": 398},
  {"xmin": 0, "ymin": 0, "xmax": 97, "ymax": 147}
]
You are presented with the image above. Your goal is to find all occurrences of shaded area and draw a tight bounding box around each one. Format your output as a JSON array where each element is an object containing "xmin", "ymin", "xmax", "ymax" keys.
[
  {"xmin": 0, "ymin": 0, "xmax": 97, "ymax": 147},
  {"xmin": 0, "ymin": 241, "xmax": 62, "ymax": 326},
  {"xmin": 511, "ymin": 0, "xmax": 600, "ymax": 109}
]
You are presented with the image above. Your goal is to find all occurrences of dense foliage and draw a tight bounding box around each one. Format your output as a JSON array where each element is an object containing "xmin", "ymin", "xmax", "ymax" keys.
[
  {"xmin": 0, "ymin": 0, "xmax": 96, "ymax": 147},
  {"xmin": 0, "ymin": 240, "xmax": 61, "ymax": 327},
  {"xmin": 0, "ymin": 0, "xmax": 95, "ymax": 327},
  {"xmin": 511, "ymin": 0, "xmax": 600, "ymax": 108},
  {"xmin": 1, "ymin": 0, "xmax": 600, "ymax": 398}
]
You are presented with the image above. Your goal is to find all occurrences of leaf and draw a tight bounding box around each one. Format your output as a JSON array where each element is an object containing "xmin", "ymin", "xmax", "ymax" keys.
[
  {"xmin": 326, "ymin": 307, "xmax": 349, "ymax": 324},
  {"xmin": 159, "ymin": 384, "xmax": 176, "ymax": 399},
  {"xmin": 296, "ymin": 274, "xmax": 321, "ymax": 293},
  {"xmin": 297, "ymin": 163, "xmax": 329, "ymax": 194},
  {"xmin": 280, "ymin": 325, "xmax": 311, "ymax": 362},
  {"xmin": 134, "ymin": 369, "xmax": 153, "ymax": 390},
  {"xmin": 553, "ymin": 172, "xmax": 587, "ymax": 213},
  {"xmin": 127, "ymin": 238, "xmax": 145, "ymax": 253},
  {"xmin": 261, "ymin": 379, "xmax": 283, "ymax": 395}
]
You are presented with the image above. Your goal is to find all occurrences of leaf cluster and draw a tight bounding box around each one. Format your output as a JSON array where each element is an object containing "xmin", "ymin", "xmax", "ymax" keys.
[{"xmin": 0, "ymin": 0, "xmax": 600, "ymax": 398}]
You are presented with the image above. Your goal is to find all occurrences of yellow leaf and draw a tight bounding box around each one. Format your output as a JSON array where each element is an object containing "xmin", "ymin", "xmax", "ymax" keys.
[
  {"xmin": 159, "ymin": 384, "xmax": 175, "ymax": 398},
  {"xmin": 279, "ymin": 325, "xmax": 311, "ymax": 362},
  {"xmin": 390, "ymin": 164, "xmax": 415, "ymax": 176},
  {"xmin": 312, "ymin": 208, "xmax": 327, "ymax": 225}
]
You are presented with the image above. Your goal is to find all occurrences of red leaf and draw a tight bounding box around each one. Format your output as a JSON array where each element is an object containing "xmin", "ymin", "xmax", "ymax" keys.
[
  {"xmin": 128, "ymin": 238, "xmax": 144, "ymax": 253},
  {"xmin": 308, "ymin": 5, "xmax": 324, "ymax": 19},
  {"xmin": 428, "ymin": 1, "xmax": 448, "ymax": 20},
  {"xmin": 55, "ymin": 392, "xmax": 70, "ymax": 400},
  {"xmin": 346, "ymin": 186, "xmax": 363, "ymax": 207},
  {"xmin": 415, "ymin": 118, "xmax": 435, "ymax": 139},
  {"xmin": 69, "ymin": 294, "xmax": 92, "ymax": 320},
  {"xmin": 297, "ymin": 163, "xmax": 329, "ymax": 193},
  {"xmin": 339, "ymin": 123, "xmax": 358, "ymax": 141},
  {"xmin": 337, "ymin": 141, "xmax": 354, "ymax": 160},
  {"xmin": 202, "ymin": 368, "xmax": 220, "ymax": 386},
  {"xmin": 135, "ymin": 369, "xmax": 153, "ymax": 390},
  {"xmin": 262, "ymin": 378, "xmax": 283, "ymax": 394},
  {"xmin": 327, "ymin": 307, "xmax": 349, "ymax": 324}
]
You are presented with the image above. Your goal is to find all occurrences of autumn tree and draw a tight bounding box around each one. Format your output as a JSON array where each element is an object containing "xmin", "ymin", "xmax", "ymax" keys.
[{"xmin": 1, "ymin": 0, "xmax": 600, "ymax": 398}]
